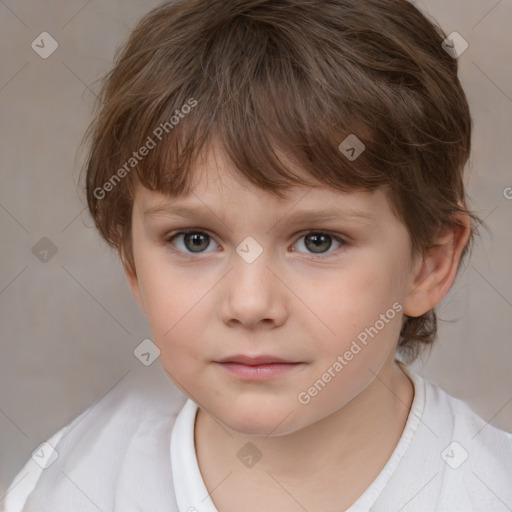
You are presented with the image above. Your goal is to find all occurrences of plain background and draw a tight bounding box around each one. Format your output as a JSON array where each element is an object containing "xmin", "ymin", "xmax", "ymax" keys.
[{"xmin": 1, "ymin": 0, "xmax": 511, "ymax": 499}]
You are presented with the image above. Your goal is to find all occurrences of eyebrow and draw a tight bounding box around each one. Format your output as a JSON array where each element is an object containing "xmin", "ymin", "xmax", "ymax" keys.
[{"xmin": 143, "ymin": 204, "xmax": 375, "ymax": 224}]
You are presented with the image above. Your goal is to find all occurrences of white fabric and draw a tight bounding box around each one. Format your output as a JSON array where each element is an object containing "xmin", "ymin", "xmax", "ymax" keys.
[{"xmin": 3, "ymin": 361, "xmax": 512, "ymax": 512}]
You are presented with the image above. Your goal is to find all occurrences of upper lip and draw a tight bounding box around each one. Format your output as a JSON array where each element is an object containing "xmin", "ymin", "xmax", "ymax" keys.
[{"xmin": 216, "ymin": 354, "xmax": 299, "ymax": 365}]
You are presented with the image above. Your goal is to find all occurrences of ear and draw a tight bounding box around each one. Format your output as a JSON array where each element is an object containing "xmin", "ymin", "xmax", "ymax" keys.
[
  {"xmin": 121, "ymin": 251, "xmax": 146, "ymax": 314},
  {"xmin": 403, "ymin": 211, "xmax": 471, "ymax": 318}
]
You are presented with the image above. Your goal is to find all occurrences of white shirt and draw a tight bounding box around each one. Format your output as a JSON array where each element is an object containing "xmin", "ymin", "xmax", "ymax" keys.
[{"xmin": 3, "ymin": 361, "xmax": 512, "ymax": 512}]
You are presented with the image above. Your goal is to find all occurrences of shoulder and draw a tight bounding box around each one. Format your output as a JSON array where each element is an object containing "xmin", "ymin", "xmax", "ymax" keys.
[
  {"xmin": 423, "ymin": 373, "xmax": 512, "ymax": 459},
  {"xmin": 2, "ymin": 364, "xmax": 187, "ymax": 512},
  {"xmin": 411, "ymin": 365, "xmax": 512, "ymax": 510}
]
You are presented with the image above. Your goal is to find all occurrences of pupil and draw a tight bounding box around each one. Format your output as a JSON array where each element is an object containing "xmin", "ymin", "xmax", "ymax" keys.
[
  {"xmin": 306, "ymin": 233, "xmax": 331, "ymax": 253},
  {"xmin": 185, "ymin": 232, "xmax": 209, "ymax": 252}
]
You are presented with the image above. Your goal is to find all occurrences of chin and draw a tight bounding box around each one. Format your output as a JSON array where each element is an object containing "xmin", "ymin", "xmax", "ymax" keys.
[
  {"xmin": 213, "ymin": 398, "xmax": 303, "ymax": 437},
  {"xmin": 223, "ymin": 416, "xmax": 299, "ymax": 437}
]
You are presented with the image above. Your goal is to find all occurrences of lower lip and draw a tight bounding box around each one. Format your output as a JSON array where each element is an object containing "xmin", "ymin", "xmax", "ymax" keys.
[{"xmin": 216, "ymin": 362, "xmax": 303, "ymax": 380}]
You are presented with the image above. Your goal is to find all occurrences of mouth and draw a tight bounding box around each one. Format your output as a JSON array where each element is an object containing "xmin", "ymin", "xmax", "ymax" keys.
[
  {"xmin": 214, "ymin": 354, "xmax": 305, "ymax": 380},
  {"xmin": 216, "ymin": 354, "xmax": 299, "ymax": 365}
]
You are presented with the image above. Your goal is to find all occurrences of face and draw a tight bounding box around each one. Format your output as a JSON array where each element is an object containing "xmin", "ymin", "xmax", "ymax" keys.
[{"xmin": 125, "ymin": 144, "xmax": 421, "ymax": 437}]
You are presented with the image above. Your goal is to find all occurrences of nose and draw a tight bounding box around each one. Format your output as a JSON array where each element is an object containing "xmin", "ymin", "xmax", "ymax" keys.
[{"xmin": 219, "ymin": 251, "xmax": 289, "ymax": 330}]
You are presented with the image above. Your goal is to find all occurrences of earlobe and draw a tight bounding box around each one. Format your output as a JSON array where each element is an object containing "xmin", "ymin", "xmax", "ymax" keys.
[{"xmin": 403, "ymin": 212, "xmax": 471, "ymax": 318}]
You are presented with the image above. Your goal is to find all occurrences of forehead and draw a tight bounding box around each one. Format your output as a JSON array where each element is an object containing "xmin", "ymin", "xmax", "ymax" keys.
[{"xmin": 134, "ymin": 141, "xmax": 393, "ymax": 225}]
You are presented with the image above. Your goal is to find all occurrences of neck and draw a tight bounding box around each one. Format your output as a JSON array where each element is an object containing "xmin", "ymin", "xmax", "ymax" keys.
[{"xmin": 194, "ymin": 359, "xmax": 414, "ymax": 508}]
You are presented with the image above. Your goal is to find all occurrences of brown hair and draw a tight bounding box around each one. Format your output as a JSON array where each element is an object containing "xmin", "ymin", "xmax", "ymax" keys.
[{"xmin": 80, "ymin": 0, "xmax": 485, "ymax": 363}]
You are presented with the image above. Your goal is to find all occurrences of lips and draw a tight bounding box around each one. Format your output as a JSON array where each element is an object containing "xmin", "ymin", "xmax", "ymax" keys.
[
  {"xmin": 215, "ymin": 354, "xmax": 298, "ymax": 365},
  {"xmin": 215, "ymin": 355, "xmax": 304, "ymax": 380}
]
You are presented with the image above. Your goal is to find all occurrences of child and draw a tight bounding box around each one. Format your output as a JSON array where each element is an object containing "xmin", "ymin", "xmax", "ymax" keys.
[{"xmin": 4, "ymin": 0, "xmax": 512, "ymax": 510}]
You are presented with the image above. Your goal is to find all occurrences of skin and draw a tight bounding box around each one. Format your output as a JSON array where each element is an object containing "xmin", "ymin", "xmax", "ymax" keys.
[{"xmin": 123, "ymin": 142, "xmax": 471, "ymax": 511}]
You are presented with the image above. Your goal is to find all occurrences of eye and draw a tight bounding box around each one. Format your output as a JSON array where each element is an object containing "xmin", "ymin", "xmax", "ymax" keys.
[
  {"xmin": 291, "ymin": 231, "xmax": 344, "ymax": 256},
  {"xmin": 166, "ymin": 230, "xmax": 220, "ymax": 256},
  {"xmin": 165, "ymin": 229, "xmax": 346, "ymax": 259}
]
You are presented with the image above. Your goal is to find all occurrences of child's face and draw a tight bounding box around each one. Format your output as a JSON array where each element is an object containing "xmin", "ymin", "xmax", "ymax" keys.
[{"xmin": 125, "ymin": 144, "xmax": 421, "ymax": 436}]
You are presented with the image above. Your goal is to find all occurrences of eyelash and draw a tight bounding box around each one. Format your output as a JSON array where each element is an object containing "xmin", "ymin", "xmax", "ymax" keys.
[{"xmin": 163, "ymin": 229, "xmax": 349, "ymax": 261}]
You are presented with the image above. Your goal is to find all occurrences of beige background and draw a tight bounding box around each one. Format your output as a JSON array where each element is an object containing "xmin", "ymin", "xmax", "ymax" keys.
[{"xmin": 1, "ymin": 0, "xmax": 511, "ymax": 499}]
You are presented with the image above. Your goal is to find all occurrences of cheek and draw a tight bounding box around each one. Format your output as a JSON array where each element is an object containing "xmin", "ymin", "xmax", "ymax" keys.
[
  {"xmin": 135, "ymin": 258, "xmax": 203, "ymax": 347},
  {"xmin": 296, "ymin": 282, "xmax": 404, "ymax": 417},
  {"xmin": 294, "ymin": 257, "xmax": 400, "ymax": 342},
  {"xmin": 292, "ymin": 258, "xmax": 405, "ymax": 398}
]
